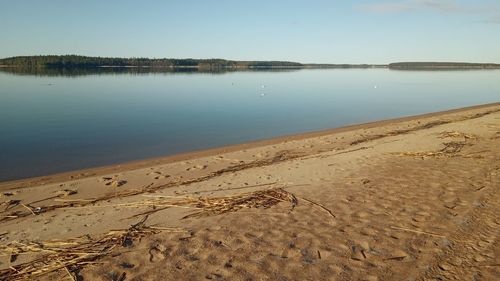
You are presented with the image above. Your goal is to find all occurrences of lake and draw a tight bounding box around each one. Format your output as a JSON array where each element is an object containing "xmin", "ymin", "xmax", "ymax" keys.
[{"xmin": 0, "ymin": 68, "xmax": 499, "ymax": 181}]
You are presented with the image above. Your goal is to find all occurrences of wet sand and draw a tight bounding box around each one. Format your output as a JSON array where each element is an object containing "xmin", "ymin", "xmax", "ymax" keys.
[{"xmin": 0, "ymin": 103, "xmax": 499, "ymax": 280}]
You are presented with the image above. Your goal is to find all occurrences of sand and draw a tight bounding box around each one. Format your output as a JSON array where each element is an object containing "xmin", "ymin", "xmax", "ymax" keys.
[{"xmin": 0, "ymin": 103, "xmax": 499, "ymax": 281}]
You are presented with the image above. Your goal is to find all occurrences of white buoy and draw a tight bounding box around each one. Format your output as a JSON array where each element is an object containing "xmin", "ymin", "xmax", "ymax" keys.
[{"xmin": 374, "ymin": 85, "xmax": 377, "ymax": 89}]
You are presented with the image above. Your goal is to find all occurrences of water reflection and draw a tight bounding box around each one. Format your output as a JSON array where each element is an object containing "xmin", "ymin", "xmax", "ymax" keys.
[
  {"xmin": 0, "ymin": 66, "xmax": 300, "ymax": 77},
  {"xmin": 0, "ymin": 68, "xmax": 498, "ymax": 181}
]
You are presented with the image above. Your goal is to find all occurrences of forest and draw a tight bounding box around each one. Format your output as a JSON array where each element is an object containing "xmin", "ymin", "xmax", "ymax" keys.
[
  {"xmin": 0, "ymin": 55, "xmax": 304, "ymax": 69},
  {"xmin": 388, "ymin": 62, "xmax": 500, "ymax": 70}
]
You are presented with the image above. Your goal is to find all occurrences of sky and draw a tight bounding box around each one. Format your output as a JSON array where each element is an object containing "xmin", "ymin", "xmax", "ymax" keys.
[{"xmin": 0, "ymin": 0, "xmax": 499, "ymax": 64}]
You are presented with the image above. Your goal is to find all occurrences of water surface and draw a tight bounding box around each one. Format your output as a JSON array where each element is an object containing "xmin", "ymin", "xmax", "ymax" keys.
[{"xmin": 0, "ymin": 68, "xmax": 499, "ymax": 181}]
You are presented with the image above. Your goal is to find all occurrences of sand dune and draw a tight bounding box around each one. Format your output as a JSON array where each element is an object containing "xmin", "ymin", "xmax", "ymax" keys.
[{"xmin": 0, "ymin": 103, "xmax": 499, "ymax": 281}]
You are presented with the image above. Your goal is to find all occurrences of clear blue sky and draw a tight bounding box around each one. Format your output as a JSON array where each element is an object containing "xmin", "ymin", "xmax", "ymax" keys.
[{"xmin": 1, "ymin": 0, "xmax": 499, "ymax": 63}]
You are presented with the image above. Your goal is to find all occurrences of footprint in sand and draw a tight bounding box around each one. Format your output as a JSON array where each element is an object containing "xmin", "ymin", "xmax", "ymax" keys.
[
  {"xmin": 147, "ymin": 171, "xmax": 171, "ymax": 180},
  {"xmin": 1, "ymin": 192, "xmax": 15, "ymax": 197},
  {"xmin": 149, "ymin": 247, "xmax": 166, "ymax": 262},
  {"xmin": 68, "ymin": 181, "xmax": 80, "ymax": 187},
  {"xmin": 150, "ymin": 242, "xmax": 169, "ymax": 262},
  {"xmin": 99, "ymin": 177, "xmax": 113, "ymax": 182},
  {"xmin": 351, "ymin": 245, "xmax": 367, "ymax": 261},
  {"xmin": 101, "ymin": 177, "xmax": 127, "ymax": 187},
  {"xmin": 55, "ymin": 189, "xmax": 78, "ymax": 197},
  {"xmin": 108, "ymin": 180, "xmax": 127, "ymax": 187},
  {"xmin": 386, "ymin": 249, "xmax": 409, "ymax": 261},
  {"xmin": 360, "ymin": 228, "xmax": 377, "ymax": 236},
  {"xmin": 186, "ymin": 165, "xmax": 207, "ymax": 171}
]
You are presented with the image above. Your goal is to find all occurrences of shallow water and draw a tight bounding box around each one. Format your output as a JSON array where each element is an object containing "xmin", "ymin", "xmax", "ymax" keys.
[{"xmin": 0, "ymin": 68, "xmax": 499, "ymax": 181}]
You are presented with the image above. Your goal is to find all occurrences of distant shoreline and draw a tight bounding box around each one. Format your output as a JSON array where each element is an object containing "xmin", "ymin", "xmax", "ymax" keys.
[
  {"xmin": 1, "ymin": 55, "xmax": 500, "ymax": 70},
  {"xmin": 0, "ymin": 64, "xmax": 387, "ymax": 70},
  {"xmin": 388, "ymin": 62, "xmax": 500, "ymax": 70},
  {"xmin": 2, "ymin": 64, "xmax": 500, "ymax": 72}
]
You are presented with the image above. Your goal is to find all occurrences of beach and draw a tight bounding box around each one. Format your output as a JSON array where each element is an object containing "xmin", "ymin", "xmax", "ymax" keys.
[{"xmin": 1, "ymin": 103, "xmax": 499, "ymax": 280}]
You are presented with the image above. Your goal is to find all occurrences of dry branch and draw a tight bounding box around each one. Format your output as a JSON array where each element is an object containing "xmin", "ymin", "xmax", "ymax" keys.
[
  {"xmin": 0, "ymin": 217, "xmax": 184, "ymax": 281},
  {"xmin": 295, "ymin": 195, "xmax": 336, "ymax": 220}
]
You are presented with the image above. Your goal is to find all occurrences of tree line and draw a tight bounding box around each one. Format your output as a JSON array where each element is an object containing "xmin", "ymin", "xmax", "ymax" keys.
[
  {"xmin": 388, "ymin": 62, "xmax": 500, "ymax": 70},
  {"xmin": 0, "ymin": 55, "xmax": 304, "ymax": 69},
  {"xmin": 2, "ymin": 56, "xmax": 497, "ymax": 70}
]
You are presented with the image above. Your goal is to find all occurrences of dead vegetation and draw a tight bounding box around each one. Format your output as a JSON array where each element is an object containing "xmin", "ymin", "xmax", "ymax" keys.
[
  {"xmin": 438, "ymin": 131, "xmax": 478, "ymax": 140},
  {"xmin": 1, "ymin": 151, "xmax": 303, "ymax": 224},
  {"xmin": 95, "ymin": 188, "xmax": 298, "ymax": 220},
  {"xmin": 350, "ymin": 108, "xmax": 499, "ymax": 146},
  {"xmin": 351, "ymin": 120, "xmax": 450, "ymax": 146},
  {"xmin": 0, "ymin": 188, "xmax": 297, "ymax": 280},
  {"xmin": 0, "ymin": 216, "xmax": 185, "ymax": 281},
  {"xmin": 396, "ymin": 141, "xmax": 469, "ymax": 158},
  {"xmin": 184, "ymin": 188, "xmax": 297, "ymax": 218}
]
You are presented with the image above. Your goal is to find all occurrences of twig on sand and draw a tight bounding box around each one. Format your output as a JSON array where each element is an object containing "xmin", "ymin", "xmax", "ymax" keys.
[
  {"xmin": 295, "ymin": 195, "xmax": 336, "ymax": 219},
  {"xmin": 390, "ymin": 226, "xmax": 446, "ymax": 238},
  {"xmin": 53, "ymin": 198, "xmax": 95, "ymax": 202},
  {"xmin": 303, "ymin": 146, "xmax": 372, "ymax": 161},
  {"xmin": 475, "ymin": 185, "xmax": 486, "ymax": 191},
  {"xmin": 474, "ymin": 264, "xmax": 500, "ymax": 267},
  {"xmin": 146, "ymin": 226, "xmax": 187, "ymax": 232},
  {"xmin": 123, "ymin": 206, "xmax": 170, "ymax": 220},
  {"xmin": 61, "ymin": 262, "xmax": 76, "ymax": 281},
  {"xmin": 20, "ymin": 204, "xmax": 36, "ymax": 216},
  {"xmin": 193, "ymin": 182, "xmax": 279, "ymax": 194}
]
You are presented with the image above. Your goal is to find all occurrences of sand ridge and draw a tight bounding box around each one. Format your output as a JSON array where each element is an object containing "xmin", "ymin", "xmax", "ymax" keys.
[{"xmin": 0, "ymin": 104, "xmax": 499, "ymax": 280}]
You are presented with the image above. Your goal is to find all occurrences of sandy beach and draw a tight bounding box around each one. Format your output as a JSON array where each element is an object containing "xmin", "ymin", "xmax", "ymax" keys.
[{"xmin": 0, "ymin": 103, "xmax": 499, "ymax": 281}]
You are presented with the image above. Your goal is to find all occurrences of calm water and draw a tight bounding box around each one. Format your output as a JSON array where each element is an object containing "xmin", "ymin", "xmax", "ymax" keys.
[{"xmin": 0, "ymin": 68, "xmax": 499, "ymax": 181}]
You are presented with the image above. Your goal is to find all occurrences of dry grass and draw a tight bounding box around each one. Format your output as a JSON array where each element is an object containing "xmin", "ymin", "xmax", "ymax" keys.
[
  {"xmin": 0, "ymin": 216, "xmax": 184, "ymax": 281},
  {"xmin": 1, "ymin": 151, "xmax": 303, "ymax": 224},
  {"xmin": 395, "ymin": 141, "xmax": 468, "ymax": 158},
  {"xmin": 185, "ymin": 188, "xmax": 297, "ymax": 218},
  {"xmin": 0, "ymin": 188, "xmax": 296, "ymax": 280},
  {"xmin": 350, "ymin": 108, "xmax": 499, "ymax": 147},
  {"xmin": 350, "ymin": 120, "xmax": 450, "ymax": 146},
  {"xmin": 438, "ymin": 131, "xmax": 478, "ymax": 140},
  {"xmin": 124, "ymin": 188, "xmax": 298, "ymax": 219}
]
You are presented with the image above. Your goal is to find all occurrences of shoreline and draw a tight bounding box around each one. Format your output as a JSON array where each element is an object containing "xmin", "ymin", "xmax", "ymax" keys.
[
  {"xmin": 1, "ymin": 101, "xmax": 498, "ymax": 190},
  {"xmin": 0, "ymin": 102, "xmax": 498, "ymax": 280}
]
